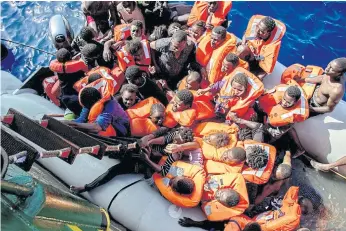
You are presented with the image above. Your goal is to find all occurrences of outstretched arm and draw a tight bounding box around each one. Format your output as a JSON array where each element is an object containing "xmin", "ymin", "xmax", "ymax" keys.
[
  {"xmin": 178, "ymin": 217, "xmax": 225, "ymax": 230},
  {"xmin": 304, "ymin": 74, "xmax": 324, "ymax": 84}
]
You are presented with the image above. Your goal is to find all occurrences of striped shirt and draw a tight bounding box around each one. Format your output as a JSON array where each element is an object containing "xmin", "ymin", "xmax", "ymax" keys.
[{"xmin": 161, "ymin": 154, "xmax": 176, "ymax": 177}]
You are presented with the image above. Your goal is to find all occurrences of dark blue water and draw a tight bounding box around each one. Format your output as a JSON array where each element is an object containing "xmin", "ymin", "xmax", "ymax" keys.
[{"xmin": 1, "ymin": 1, "xmax": 345, "ymax": 100}]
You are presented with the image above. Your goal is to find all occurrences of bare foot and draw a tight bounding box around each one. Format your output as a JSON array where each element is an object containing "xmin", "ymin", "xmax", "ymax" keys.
[
  {"xmin": 310, "ymin": 160, "xmax": 330, "ymax": 172},
  {"xmin": 70, "ymin": 185, "xmax": 87, "ymax": 194}
]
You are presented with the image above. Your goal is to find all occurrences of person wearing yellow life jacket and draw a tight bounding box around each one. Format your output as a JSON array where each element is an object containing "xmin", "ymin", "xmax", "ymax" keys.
[
  {"xmin": 47, "ymin": 48, "xmax": 88, "ymax": 116},
  {"xmin": 201, "ymin": 173, "xmax": 249, "ymax": 221},
  {"xmin": 163, "ymin": 89, "xmax": 215, "ymax": 128},
  {"xmin": 187, "ymin": 1, "xmax": 232, "ymax": 29},
  {"xmin": 73, "ymin": 65, "xmax": 125, "ymax": 96},
  {"xmin": 241, "ymin": 15, "xmax": 286, "ymax": 80},
  {"xmin": 197, "ymin": 68, "xmax": 264, "ymax": 121},
  {"xmin": 117, "ymin": 1, "xmax": 146, "ymax": 32},
  {"xmin": 196, "ymin": 26, "xmax": 237, "ymax": 84},
  {"xmin": 65, "ymin": 81, "xmax": 130, "ymax": 138}
]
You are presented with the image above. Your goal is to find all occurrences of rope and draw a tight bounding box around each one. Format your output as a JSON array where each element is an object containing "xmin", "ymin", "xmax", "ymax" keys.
[{"xmin": 1, "ymin": 38, "xmax": 55, "ymax": 55}]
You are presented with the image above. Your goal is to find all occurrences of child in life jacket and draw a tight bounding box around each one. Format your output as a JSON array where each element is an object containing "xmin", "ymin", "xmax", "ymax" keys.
[
  {"xmin": 66, "ymin": 87, "xmax": 130, "ymax": 137},
  {"xmin": 115, "ymin": 84, "xmax": 141, "ymax": 110}
]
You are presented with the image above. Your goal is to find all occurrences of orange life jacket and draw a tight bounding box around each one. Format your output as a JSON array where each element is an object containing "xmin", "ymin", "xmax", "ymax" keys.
[
  {"xmin": 113, "ymin": 24, "xmax": 147, "ymax": 42},
  {"xmin": 254, "ymin": 186, "xmax": 301, "ymax": 231},
  {"xmin": 281, "ymin": 64, "xmax": 324, "ymax": 100},
  {"xmin": 201, "ymin": 173, "xmax": 249, "ymax": 221},
  {"xmin": 187, "ymin": 1, "xmax": 232, "ymax": 27},
  {"xmin": 49, "ymin": 59, "xmax": 88, "ymax": 74},
  {"xmin": 245, "ymin": 15, "xmax": 286, "ymax": 74},
  {"xmin": 176, "ymin": 77, "xmax": 213, "ymax": 102},
  {"xmin": 126, "ymin": 97, "xmax": 161, "ymax": 119},
  {"xmin": 116, "ymin": 40, "xmax": 151, "ymax": 72},
  {"xmin": 163, "ymin": 99, "xmax": 215, "ymax": 128},
  {"xmin": 238, "ymin": 140, "xmax": 276, "ymax": 184},
  {"xmin": 196, "ymin": 33, "xmax": 237, "ymax": 84},
  {"xmin": 195, "ymin": 133, "xmax": 238, "ymax": 162},
  {"xmin": 224, "ymin": 215, "xmax": 252, "ymax": 231},
  {"xmin": 204, "ymin": 160, "xmax": 244, "ymax": 175},
  {"xmin": 215, "ymin": 67, "xmax": 264, "ymax": 119},
  {"xmin": 73, "ymin": 66, "xmax": 125, "ymax": 95},
  {"xmin": 42, "ymin": 75, "xmax": 61, "ymax": 106},
  {"xmin": 80, "ymin": 78, "xmax": 116, "ymax": 137},
  {"xmin": 192, "ymin": 121, "xmax": 239, "ymax": 138},
  {"xmin": 153, "ymin": 157, "xmax": 206, "ymax": 208},
  {"xmin": 129, "ymin": 117, "xmax": 158, "ymax": 137},
  {"xmin": 259, "ymin": 83, "xmax": 309, "ymax": 127}
]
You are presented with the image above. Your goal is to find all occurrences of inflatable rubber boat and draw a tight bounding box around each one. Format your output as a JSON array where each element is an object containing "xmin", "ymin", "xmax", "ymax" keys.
[{"xmin": 1, "ymin": 57, "xmax": 346, "ymax": 230}]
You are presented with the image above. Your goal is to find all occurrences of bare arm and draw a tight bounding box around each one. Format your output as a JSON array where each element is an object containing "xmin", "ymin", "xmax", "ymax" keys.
[
  {"xmin": 310, "ymin": 88, "xmax": 343, "ymax": 113},
  {"xmin": 69, "ymin": 122, "xmax": 102, "ymax": 133},
  {"xmin": 304, "ymin": 74, "xmax": 324, "ymax": 84}
]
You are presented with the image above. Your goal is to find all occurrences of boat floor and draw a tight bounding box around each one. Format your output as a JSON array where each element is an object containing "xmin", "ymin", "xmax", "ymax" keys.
[{"xmin": 29, "ymin": 162, "xmax": 128, "ymax": 231}]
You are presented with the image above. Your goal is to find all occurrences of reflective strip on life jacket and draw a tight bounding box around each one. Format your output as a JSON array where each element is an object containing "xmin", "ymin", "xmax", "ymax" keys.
[
  {"xmin": 280, "ymin": 87, "xmax": 306, "ymax": 120},
  {"xmin": 141, "ymin": 40, "xmax": 150, "ymax": 59}
]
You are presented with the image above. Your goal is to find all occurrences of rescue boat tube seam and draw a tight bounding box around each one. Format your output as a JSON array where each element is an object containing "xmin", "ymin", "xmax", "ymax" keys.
[{"xmin": 107, "ymin": 178, "xmax": 144, "ymax": 211}]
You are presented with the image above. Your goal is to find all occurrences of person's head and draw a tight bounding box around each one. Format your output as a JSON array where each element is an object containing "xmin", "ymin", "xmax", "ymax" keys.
[
  {"xmin": 246, "ymin": 145, "xmax": 269, "ymax": 169},
  {"xmin": 170, "ymin": 30, "xmax": 187, "ymax": 53},
  {"xmin": 84, "ymin": 1, "xmax": 109, "ymax": 17},
  {"xmin": 168, "ymin": 22, "xmax": 182, "ymax": 37},
  {"xmin": 256, "ymin": 16, "xmax": 276, "ymax": 40},
  {"xmin": 130, "ymin": 20, "xmax": 144, "ymax": 38},
  {"xmin": 281, "ymin": 86, "xmax": 301, "ymax": 108},
  {"xmin": 172, "ymin": 127, "xmax": 194, "ymax": 144},
  {"xmin": 215, "ymin": 188, "xmax": 240, "ymax": 207},
  {"xmin": 221, "ymin": 53, "xmax": 239, "ymax": 74},
  {"xmin": 122, "ymin": 1, "xmax": 136, "ymax": 14},
  {"xmin": 243, "ymin": 222, "xmax": 262, "ymax": 231},
  {"xmin": 125, "ymin": 65, "xmax": 146, "ymax": 87},
  {"xmin": 211, "ymin": 26, "xmax": 227, "ymax": 49},
  {"xmin": 237, "ymin": 44, "xmax": 255, "ymax": 62},
  {"xmin": 149, "ymin": 103, "xmax": 165, "ymax": 126},
  {"xmin": 120, "ymin": 84, "xmax": 138, "ymax": 108},
  {"xmin": 189, "ymin": 20, "xmax": 206, "ymax": 40},
  {"xmin": 171, "ymin": 89, "xmax": 194, "ymax": 112},
  {"xmin": 79, "ymin": 87, "xmax": 101, "ymax": 109},
  {"xmin": 325, "ymin": 57, "xmax": 346, "ymax": 79},
  {"xmin": 203, "ymin": 132, "xmax": 229, "ymax": 148},
  {"xmin": 271, "ymin": 164, "xmax": 292, "ymax": 181},
  {"xmin": 87, "ymin": 73, "xmax": 102, "ymax": 84},
  {"xmin": 125, "ymin": 39, "xmax": 144, "ymax": 62},
  {"xmin": 79, "ymin": 27, "xmax": 94, "ymax": 42},
  {"xmin": 207, "ymin": 1, "xmax": 219, "ymax": 13},
  {"xmin": 185, "ymin": 71, "xmax": 202, "ymax": 90},
  {"xmin": 149, "ymin": 25, "xmax": 168, "ymax": 42},
  {"xmin": 170, "ymin": 176, "xmax": 195, "ymax": 195},
  {"xmin": 56, "ymin": 48, "xmax": 72, "ymax": 63},
  {"xmin": 81, "ymin": 43, "xmax": 102, "ymax": 62},
  {"xmin": 231, "ymin": 73, "xmax": 248, "ymax": 97},
  {"xmin": 221, "ymin": 147, "xmax": 246, "ymax": 164},
  {"xmin": 299, "ymin": 197, "xmax": 314, "ymax": 215}
]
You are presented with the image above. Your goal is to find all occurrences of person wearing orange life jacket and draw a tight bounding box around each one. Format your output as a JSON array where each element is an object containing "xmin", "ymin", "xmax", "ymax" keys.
[
  {"xmin": 187, "ymin": 20, "xmax": 207, "ymax": 46},
  {"xmin": 113, "ymin": 39, "xmax": 152, "ymax": 73},
  {"xmin": 241, "ymin": 15, "xmax": 286, "ymax": 80},
  {"xmin": 114, "ymin": 84, "xmax": 141, "ymax": 111},
  {"xmin": 197, "ymin": 68, "xmax": 264, "ymax": 121},
  {"xmin": 117, "ymin": 1, "xmax": 146, "ymax": 32},
  {"xmin": 163, "ymin": 89, "xmax": 215, "ymax": 128},
  {"xmin": 65, "ymin": 82, "xmax": 130, "ymax": 138},
  {"xmin": 229, "ymin": 85, "xmax": 307, "ymax": 157},
  {"xmin": 196, "ymin": 26, "xmax": 237, "ymax": 84},
  {"xmin": 187, "ymin": 1, "xmax": 232, "ymax": 29},
  {"xmin": 48, "ymin": 48, "xmax": 88, "ymax": 116}
]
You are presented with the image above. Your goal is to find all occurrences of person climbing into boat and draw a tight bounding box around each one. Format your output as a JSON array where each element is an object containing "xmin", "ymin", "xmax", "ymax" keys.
[
  {"xmin": 80, "ymin": 43, "xmax": 113, "ymax": 69},
  {"xmin": 310, "ymin": 156, "xmax": 346, "ymax": 172},
  {"xmin": 305, "ymin": 58, "xmax": 346, "ymax": 116},
  {"xmin": 69, "ymin": 127, "xmax": 194, "ymax": 194},
  {"xmin": 241, "ymin": 15, "xmax": 286, "ymax": 80},
  {"xmin": 124, "ymin": 65, "xmax": 168, "ymax": 105},
  {"xmin": 196, "ymin": 26, "xmax": 237, "ymax": 84},
  {"xmin": 228, "ymin": 85, "xmax": 306, "ymax": 157},
  {"xmin": 66, "ymin": 86, "xmax": 130, "ymax": 137},
  {"xmin": 115, "ymin": 83, "xmax": 141, "ymax": 110},
  {"xmin": 117, "ymin": 1, "xmax": 146, "ymax": 33},
  {"xmin": 48, "ymin": 48, "xmax": 88, "ymax": 116},
  {"xmin": 150, "ymin": 30, "xmax": 196, "ymax": 89},
  {"xmin": 187, "ymin": 1, "xmax": 232, "ymax": 29}
]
